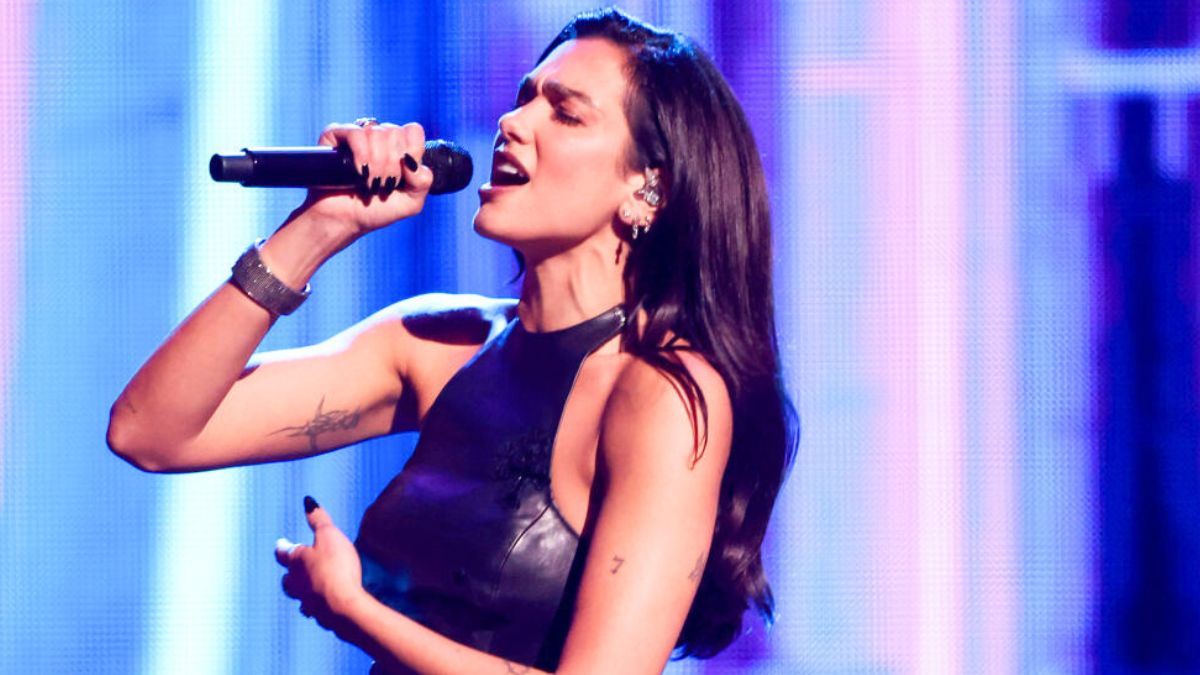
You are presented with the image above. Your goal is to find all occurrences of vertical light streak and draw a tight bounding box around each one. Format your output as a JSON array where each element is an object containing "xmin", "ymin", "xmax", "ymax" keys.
[
  {"xmin": 0, "ymin": 0, "xmax": 31, "ymax": 505},
  {"xmin": 144, "ymin": 1, "xmax": 275, "ymax": 673},
  {"xmin": 914, "ymin": 0, "xmax": 966, "ymax": 672},
  {"xmin": 974, "ymin": 0, "xmax": 1017, "ymax": 672},
  {"xmin": 867, "ymin": 0, "xmax": 922, "ymax": 666}
]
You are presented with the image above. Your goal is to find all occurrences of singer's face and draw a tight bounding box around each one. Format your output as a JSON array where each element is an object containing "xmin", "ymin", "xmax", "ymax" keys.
[{"xmin": 474, "ymin": 38, "xmax": 640, "ymax": 260}]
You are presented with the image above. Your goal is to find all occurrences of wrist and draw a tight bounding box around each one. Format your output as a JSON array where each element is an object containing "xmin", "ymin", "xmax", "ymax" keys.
[
  {"xmin": 258, "ymin": 210, "xmax": 361, "ymax": 289},
  {"xmin": 331, "ymin": 584, "xmax": 374, "ymax": 622},
  {"xmin": 230, "ymin": 240, "xmax": 311, "ymax": 316},
  {"xmin": 329, "ymin": 586, "xmax": 377, "ymax": 645}
]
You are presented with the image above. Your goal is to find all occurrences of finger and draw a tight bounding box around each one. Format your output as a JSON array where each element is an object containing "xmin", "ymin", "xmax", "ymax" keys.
[
  {"xmin": 304, "ymin": 495, "xmax": 335, "ymax": 543},
  {"xmin": 317, "ymin": 122, "xmax": 342, "ymax": 148},
  {"xmin": 362, "ymin": 124, "xmax": 397, "ymax": 194},
  {"xmin": 399, "ymin": 124, "xmax": 433, "ymax": 196},
  {"xmin": 281, "ymin": 572, "xmax": 300, "ymax": 599},
  {"xmin": 326, "ymin": 123, "xmax": 371, "ymax": 181},
  {"xmin": 377, "ymin": 123, "xmax": 404, "ymax": 196},
  {"xmin": 402, "ymin": 122, "xmax": 427, "ymax": 162},
  {"xmin": 274, "ymin": 537, "xmax": 301, "ymax": 567},
  {"xmin": 400, "ymin": 153, "xmax": 434, "ymax": 196}
]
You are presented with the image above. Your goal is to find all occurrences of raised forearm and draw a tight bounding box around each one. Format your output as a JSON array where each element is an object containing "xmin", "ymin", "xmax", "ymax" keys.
[{"xmin": 107, "ymin": 211, "xmax": 357, "ymax": 470}]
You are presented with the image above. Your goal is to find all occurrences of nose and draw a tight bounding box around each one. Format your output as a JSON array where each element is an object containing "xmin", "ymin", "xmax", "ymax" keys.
[{"xmin": 497, "ymin": 106, "xmax": 530, "ymax": 146}]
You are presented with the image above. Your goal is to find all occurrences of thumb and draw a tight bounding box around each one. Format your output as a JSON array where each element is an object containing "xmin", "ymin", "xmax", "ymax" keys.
[
  {"xmin": 304, "ymin": 495, "xmax": 335, "ymax": 541},
  {"xmin": 275, "ymin": 537, "xmax": 300, "ymax": 567}
]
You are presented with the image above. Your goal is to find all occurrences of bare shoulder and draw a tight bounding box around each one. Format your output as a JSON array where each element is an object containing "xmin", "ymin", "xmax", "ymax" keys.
[
  {"xmin": 375, "ymin": 293, "xmax": 517, "ymax": 389},
  {"xmin": 380, "ymin": 292, "xmax": 517, "ymax": 347},
  {"xmin": 602, "ymin": 349, "xmax": 733, "ymax": 476}
]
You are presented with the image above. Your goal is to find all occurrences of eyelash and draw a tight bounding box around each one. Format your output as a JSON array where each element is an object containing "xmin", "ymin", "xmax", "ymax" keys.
[
  {"xmin": 553, "ymin": 108, "xmax": 582, "ymax": 126},
  {"xmin": 513, "ymin": 93, "xmax": 582, "ymax": 126}
]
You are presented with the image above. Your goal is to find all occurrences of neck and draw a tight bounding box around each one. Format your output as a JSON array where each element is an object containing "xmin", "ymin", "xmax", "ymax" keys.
[{"xmin": 518, "ymin": 237, "xmax": 627, "ymax": 332}]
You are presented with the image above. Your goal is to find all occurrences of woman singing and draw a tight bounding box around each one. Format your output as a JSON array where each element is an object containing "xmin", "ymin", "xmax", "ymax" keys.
[{"xmin": 108, "ymin": 8, "xmax": 796, "ymax": 674}]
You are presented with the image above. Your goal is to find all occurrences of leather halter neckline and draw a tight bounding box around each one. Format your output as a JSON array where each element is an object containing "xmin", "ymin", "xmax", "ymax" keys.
[{"xmin": 510, "ymin": 305, "xmax": 627, "ymax": 338}]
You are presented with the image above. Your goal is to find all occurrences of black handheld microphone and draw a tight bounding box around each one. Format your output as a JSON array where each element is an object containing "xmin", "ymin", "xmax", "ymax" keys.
[{"xmin": 209, "ymin": 140, "xmax": 473, "ymax": 195}]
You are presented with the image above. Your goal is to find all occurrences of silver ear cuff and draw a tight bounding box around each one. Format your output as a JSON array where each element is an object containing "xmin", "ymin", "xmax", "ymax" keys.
[{"xmin": 634, "ymin": 170, "xmax": 662, "ymax": 207}]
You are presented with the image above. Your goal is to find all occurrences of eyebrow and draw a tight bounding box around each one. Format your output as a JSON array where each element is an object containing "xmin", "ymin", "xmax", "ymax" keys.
[{"xmin": 517, "ymin": 74, "xmax": 599, "ymax": 109}]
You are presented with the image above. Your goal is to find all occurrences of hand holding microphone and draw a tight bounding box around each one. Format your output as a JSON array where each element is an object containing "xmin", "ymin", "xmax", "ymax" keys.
[
  {"xmin": 217, "ymin": 121, "xmax": 471, "ymax": 236},
  {"xmin": 211, "ymin": 126, "xmax": 472, "ymax": 195}
]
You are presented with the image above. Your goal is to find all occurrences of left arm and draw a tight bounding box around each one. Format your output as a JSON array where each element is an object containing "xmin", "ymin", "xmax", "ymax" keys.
[
  {"xmin": 278, "ymin": 352, "xmax": 732, "ymax": 674},
  {"xmin": 553, "ymin": 353, "xmax": 731, "ymax": 673}
]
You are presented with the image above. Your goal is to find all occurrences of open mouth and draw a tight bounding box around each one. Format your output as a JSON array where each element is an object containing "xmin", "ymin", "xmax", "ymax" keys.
[{"xmin": 490, "ymin": 153, "xmax": 530, "ymax": 187}]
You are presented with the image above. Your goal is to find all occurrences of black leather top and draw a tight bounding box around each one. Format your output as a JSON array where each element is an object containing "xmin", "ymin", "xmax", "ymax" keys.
[{"xmin": 355, "ymin": 306, "xmax": 627, "ymax": 670}]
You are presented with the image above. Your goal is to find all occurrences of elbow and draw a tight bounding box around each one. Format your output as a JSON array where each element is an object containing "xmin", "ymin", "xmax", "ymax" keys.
[{"xmin": 106, "ymin": 400, "xmax": 173, "ymax": 473}]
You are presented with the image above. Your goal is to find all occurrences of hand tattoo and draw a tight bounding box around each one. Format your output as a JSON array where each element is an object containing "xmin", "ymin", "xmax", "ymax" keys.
[
  {"xmin": 610, "ymin": 555, "xmax": 625, "ymax": 574},
  {"xmin": 272, "ymin": 396, "xmax": 361, "ymax": 452}
]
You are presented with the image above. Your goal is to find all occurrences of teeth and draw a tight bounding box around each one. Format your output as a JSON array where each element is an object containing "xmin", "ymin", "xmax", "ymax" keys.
[
  {"xmin": 491, "ymin": 156, "xmax": 529, "ymax": 186},
  {"xmin": 494, "ymin": 160, "xmax": 527, "ymax": 178}
]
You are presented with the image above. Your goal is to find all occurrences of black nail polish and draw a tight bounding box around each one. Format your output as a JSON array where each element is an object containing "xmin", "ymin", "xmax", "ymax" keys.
[
  {"xmin": 361, "ymin": 164, "xmax": 369, "ymax": 179},
  {"xmin": 403, "ymin": 153, "xmax": 418, "ymax": 172},
  {"xmin": 304, "ymin": 495, "xmax": 319, "ymax": 513},
  {"xmin": 383, "ymin": 176, "xmax": 397, "ymax": 193},
  {"xmin": 371, "ymin": 176, "xmax": 382, "ymax": 193}
]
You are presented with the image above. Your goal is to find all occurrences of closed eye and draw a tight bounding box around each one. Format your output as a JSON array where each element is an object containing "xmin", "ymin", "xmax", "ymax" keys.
[
  {"xmin": 554, "ymin": 107, "xmax": 582, "ymax": 126},
  {"xmin": 512, "ymin": 75, "xmax": 594, "ymax": 126}
]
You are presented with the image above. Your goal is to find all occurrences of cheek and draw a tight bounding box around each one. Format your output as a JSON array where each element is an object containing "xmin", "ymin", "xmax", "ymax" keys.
[{"xmin": 535, "ymin": 136, "xmax": 627, "ymax": 212}]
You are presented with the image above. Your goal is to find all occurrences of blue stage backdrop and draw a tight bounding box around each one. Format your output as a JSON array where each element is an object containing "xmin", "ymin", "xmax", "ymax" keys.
[{"xmin": 1, "ymin": 1, "xmax": 1198, "ymax": 673}]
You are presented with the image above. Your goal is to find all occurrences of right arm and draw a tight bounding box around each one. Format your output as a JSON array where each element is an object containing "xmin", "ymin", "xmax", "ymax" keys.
[{"xmin": 108, "ymin": 121, "xmax": 438, "ymax": 472}]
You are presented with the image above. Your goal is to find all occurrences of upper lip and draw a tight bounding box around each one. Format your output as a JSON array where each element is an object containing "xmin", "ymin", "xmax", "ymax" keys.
[{"xmin": 490, "ymin": 146, "xmax": 530, "ymax": 183}]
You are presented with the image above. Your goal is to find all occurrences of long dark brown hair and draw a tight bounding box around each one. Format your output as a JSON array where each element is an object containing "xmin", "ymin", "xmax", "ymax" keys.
[{"xmin": 538, "ymin": 7, "xmax": 799, "ymax": 659}]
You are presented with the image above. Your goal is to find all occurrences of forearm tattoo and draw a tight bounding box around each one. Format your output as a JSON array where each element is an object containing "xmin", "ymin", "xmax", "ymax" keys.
[
  {"xmin": 688, "ymin": 551, "xmax": 706, "ymax": 583},
  {"xmin": 610, "ymin": 555, "xmax": 625, "ymax": 574},
  {"xmin": 271, "ymin": 396, "xmax": 361, "ymax": 452}
]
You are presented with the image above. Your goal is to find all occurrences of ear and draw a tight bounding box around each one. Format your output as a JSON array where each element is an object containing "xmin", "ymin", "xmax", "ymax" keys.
[
  {"xmin": 633, "ymin": 168, "xmax": 665, "ymax": 210},
  {"xmin": 622, "ymin": 168, "xmax": 665, "ymax": 228}
]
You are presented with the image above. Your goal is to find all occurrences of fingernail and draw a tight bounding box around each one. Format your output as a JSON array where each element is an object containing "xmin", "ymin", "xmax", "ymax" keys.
[
  {"xmin": 403, "ymin": 153, "xmax": 418, "ymax": 172},
  {"xmin": 304, "ymin": 495, "xmax": 319, "ymax": 513},
  {"xmin": 371, "ymin": 176, "xmax": 382, "ymax": 193},
  {"xmin": 383, "ymin": 176, "xmax": 397, "ymax": 193},
  {"xmin": 361, "ymin": 163, "xmax": 369, "ymax": 178}
]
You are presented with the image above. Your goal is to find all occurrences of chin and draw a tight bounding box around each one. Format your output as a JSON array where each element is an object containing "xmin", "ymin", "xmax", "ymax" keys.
[{"xmin": 472, "ymin": 207, "xmax": 506, "ymax": 243}]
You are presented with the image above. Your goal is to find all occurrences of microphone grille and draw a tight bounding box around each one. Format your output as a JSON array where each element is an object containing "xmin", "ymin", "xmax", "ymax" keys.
[{"xmin": 424, "ymin": 140, "xmax": 473, "ymax": 195}]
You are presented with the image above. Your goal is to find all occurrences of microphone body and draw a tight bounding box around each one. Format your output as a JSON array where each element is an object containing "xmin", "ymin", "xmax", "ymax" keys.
[{"xmin": 210, "ymin": 140, "xmax": 473, "ymax": 195}]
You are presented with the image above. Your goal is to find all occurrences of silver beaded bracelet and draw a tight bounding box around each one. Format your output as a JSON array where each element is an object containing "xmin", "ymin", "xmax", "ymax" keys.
[{"xmin": 230, "ymin": 239, "xmax": 311, "ymax": 316}]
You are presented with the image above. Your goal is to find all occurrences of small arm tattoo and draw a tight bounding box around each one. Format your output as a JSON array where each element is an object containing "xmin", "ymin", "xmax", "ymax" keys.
[
  {"xmin": 688, "ymin": 551, "xmax": 706, "ymax": 582},
  {"xmin": 610, "ymin": 555, "xmax": 625, "ymax": 574},
  {"xmin": 271, "ymin": 396, "xmax": 361, "ymax": 452},
  {"xmin": 503, "ymin": 660, "xmax": 531, "ymax": 674}
]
